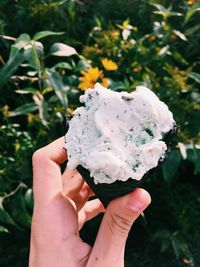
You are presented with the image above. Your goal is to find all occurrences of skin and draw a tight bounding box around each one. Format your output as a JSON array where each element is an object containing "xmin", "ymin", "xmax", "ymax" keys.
[{"xmin": 29, "ymin": 137, "xmax": 151, "ymax": 267}]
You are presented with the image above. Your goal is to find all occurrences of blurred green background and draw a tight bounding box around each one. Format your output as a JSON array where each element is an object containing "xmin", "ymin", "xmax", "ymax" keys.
[{"xmin": 0, "ymin": 0, "xmax": 200, "ymax": 266}]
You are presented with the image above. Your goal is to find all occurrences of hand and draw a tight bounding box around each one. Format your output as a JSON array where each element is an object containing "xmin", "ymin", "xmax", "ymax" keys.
[{"xmin": 29, "ymin": 137, "xmax": 151, "ymax": 267}]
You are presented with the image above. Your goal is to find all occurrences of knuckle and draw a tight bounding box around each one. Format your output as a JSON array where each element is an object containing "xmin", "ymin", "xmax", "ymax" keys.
[
  {"xmin": 32, "ymin": 148, "xmax": 47, "ymax": 165},
  {"xmin": 107, "ymin": 210, "xmax": 132, "ymax": 238}
]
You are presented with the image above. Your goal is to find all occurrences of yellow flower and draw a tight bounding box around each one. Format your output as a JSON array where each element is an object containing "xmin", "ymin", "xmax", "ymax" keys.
[
  {"xmin": 15, "ymin": 142, "xmax": 20, "ymax": 152},
  {"xmin": 101, "ymin": 58, "xmax": 118, "ymax": 71},
  {"xmin": 188, "ymin": 0, "xmax": 196, "ymax": 5},
  {"xmin": 27, "ymin": 113, "xmax": 34, "ymax": 123},
  {"xmin": 67, "ymin": 107, "xmax": 74, "ymax": 116},
  {"xmin": 79, "ymin": 67, "xmax": 108, "ymax": 90},
  {"xmin": 133, "ymin": 66, "xmax": 142, "ymax": 73},
  {"xmin": 2, "ymin": 105, "xmax": 10, "ymax": 117},
  {"xmin": 83, "ymin": 46, "xmax": 102, "ymax": 58},
  {"xmin": 183, "ymin": 258, "xmax": 191, "ymax": 264},
  {"xmin": 111, "ymin": 30, "xmax": 120, "ymax": 39},
  {"xmin": 101, "ymin": 77, "xmax": 110, "ymax": 88}
]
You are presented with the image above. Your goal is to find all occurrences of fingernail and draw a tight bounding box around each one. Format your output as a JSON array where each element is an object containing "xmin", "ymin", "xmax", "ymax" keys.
[{"xmin": 127, "ymin": 198, "xmax": 146, "ymax": 213}]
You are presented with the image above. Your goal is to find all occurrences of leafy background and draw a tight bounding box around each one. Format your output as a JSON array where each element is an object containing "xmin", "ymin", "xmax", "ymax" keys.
[{"xmin": 0, "ymin": 0, "xmax": 200, "ymax": 266}]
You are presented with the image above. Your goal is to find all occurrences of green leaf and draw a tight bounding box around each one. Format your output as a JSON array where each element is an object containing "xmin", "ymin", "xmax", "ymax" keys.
[
  {"xmin": 33, "ymin": 93, "xmax": 49, "ymax": 126},
  {"xmin": 188, "ymin": 72, "xmax": 200, "ymax": 84},
  {"xmin": 185, "ymin": 24, "xmax": 200, "ymax": 36},
  {"xmin": 184, "ymin": 3, "xmax": 200, "ymax": 24},
  {"xmin": 162, "ymin": 150, "xmax": 182, "ymax": 184},
  {"xmin": 13, "ymin": 33, "xmax": 31, "ymax": 50},
  {"xmin": 0, "ymin": 198, "xmax": 20, "ymax": 229},
  {"xmin": 109, "ymin": 80, "xmax": 125, "ymax": 91},
  {"xmin": 33, "ymin": 30, "xmax": 65, "ymax": 40},
  {"xmin": 173, "ymin": 30, "xmax": 187, "ymax": 41},
  {"xmin": 1, "ymin": 35, "xmax": 16, "ymax": 41},
  {"xmin": 15, "ymin": 87, "xmax": 38, "ymax": 94},
  {"xmin": 76, "ymin": 57, "xmax": 90, "ymax": 71},
  {"xmin": 24, "ymin": 189, "xmax": 33, "ymax": 211},
  {"xmin": 9, "ymin": 33, "xmax": 31, "ymax": 61},
  {"xmin": 187, "ymin": 145, "xmax": 200, "ymax": 175},
  {"xmin": 153, "ymin": 229, "xmax": 171, "ymax": 241},
  {"xmin": 24, "ymin": 41, "xmax": 43, "ymax": 73},
  {"xmin": 27, "ymin": 41, "xmax": 44, "ymax": 57},
  {"xmin": 0, "ymin": 226, "xmax": 8, "ymax": 233},
  {"xmin": 3, "ymin": 187, "xmax": 32, "ymax": 228},
  {"xmin": 53, "ymin": 62, "xmax": 72, "ymax": 70},
  {"xmin": 193, "ymin": 151, "xmax": 200, "ymax": 175},
  {"xmin": 171, "ymin": 232, "xmax": 192, "ymax": 260},
  {"xmin": 49, "ymin": 42, "xmax": 77, "ymax": 57},
  {"xmin": 47, "ymin": 71, "xmax": 68, "ymax": 109},
  {"xmin": 171, "ymin": 237, "xmax": 180, "ymax": 259},
  {"xmin": 173, "ymin": 51, "xmax": 188, "ymax": 65},
  {"xmin": 27, "ymin": 46, "xmax": 41, "ymax": 72},
  {"xmin": 151, "ymin": 3, "xmax": 166, "ymax": 12},
  {"xmin": 178, "ymin": 142, "xmax": 187, "ymax": 159},
  {"xmin": 9, "ymin": 103, "xmax": 38, "ymax": 117},
  {"xmin": 0, "ymin": 51, "xmax": 25, "ymax": 85},
  {"xmin": 151, "ymin": 4, "xmax": 182, "ymax": 19},
  {"xmin": 158, "ymin": 45, "xmax": 170, "ymax": 56},
  {"xmin": 161, "ymin": 238, "xmax": 171, "ymax": 252},
  {"xmin": 0, "ymin": 33, "xmax": 32, "ymax": 84}
]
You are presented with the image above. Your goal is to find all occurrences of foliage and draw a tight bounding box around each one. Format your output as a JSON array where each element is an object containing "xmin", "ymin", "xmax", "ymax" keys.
[{"xmin": 0, "ymin": 0, "xmax": 200, "ymax": 266}]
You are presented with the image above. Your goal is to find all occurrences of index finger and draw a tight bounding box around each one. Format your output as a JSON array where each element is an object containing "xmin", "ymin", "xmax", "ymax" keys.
[{"xmin": 32, "ymin": 137, "xmax": 67, "ymax": 208}]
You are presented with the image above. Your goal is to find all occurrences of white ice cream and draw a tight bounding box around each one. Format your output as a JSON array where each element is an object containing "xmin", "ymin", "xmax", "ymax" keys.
[{"xmin": 64, "ymin": 83, "xmax": 175, "ymax": 184}]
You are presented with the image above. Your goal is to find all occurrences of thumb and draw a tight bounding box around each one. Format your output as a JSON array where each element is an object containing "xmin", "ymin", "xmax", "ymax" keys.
[{"xmin": 87, "ymin": 188, "xmax": 151, "ymax": 267}]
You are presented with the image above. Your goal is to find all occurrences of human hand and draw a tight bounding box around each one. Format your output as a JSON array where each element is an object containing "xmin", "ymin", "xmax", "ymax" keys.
[{"xmin": 29, "ymin": 137, "xmax": 151, "ymax": 267}]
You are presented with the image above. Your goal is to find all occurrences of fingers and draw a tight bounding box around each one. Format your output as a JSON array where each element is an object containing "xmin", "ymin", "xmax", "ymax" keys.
[
  {"xmin": 62, "ymin": 168, "xmax": 84, "ymax": 197},
  {"xmin": 33, "ymin": 136, "xmax": 67, "ymax": 165},
  {"xmin": 62, "ymin": 167, "xmax": 95, "ymax": 211},
  {"xmin": 74, "ymin": 183, "xmax": 95, "ymax": 211},
  {"xmin": 86, "ymin": 188, "xmax": 151, "ymax": 267},
  {"xmin": 32, "ymin": 137, "xmax": 67, "ymax": 207},
  {"xmin": 78, "ymin": 199, "xmax": 105, "ymax": 230},
  {"xmin": 31, "ymin": 137, "xmax": 80, "ymax": 238}
]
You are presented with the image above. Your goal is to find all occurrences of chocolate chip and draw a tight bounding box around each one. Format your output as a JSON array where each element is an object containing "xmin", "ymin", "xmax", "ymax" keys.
[
  {"xmin": 121, "ymin": 95, "xmax": 134, "ymax": 101},
  {"xmin": 88, "ymin": 94, "xmax": 92, "ymax": 100}
]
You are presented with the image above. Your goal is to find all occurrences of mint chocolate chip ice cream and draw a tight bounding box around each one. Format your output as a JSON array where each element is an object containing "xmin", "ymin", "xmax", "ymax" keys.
[{"xmin": 64, "ymin": 83, "xmax": 175, "ymax": 185}]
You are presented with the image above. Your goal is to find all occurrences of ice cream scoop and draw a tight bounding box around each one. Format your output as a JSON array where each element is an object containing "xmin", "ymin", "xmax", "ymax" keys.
[{"xmin": 64, "ymin": 83, "xmax": 176, "ymax": 206}]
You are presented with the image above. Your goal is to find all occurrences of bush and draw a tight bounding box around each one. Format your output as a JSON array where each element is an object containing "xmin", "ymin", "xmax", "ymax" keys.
[{"xmin": 0, "ymin": 0, "xmax": 200, "ymax": 266}]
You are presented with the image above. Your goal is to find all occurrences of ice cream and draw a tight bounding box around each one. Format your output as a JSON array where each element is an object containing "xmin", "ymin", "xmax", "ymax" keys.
[{"xmin": 64, "ymin": 83, "xmax": 175, "ymax": 185}]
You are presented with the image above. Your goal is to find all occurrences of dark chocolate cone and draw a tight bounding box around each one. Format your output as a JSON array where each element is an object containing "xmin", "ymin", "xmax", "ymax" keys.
[{"xmin": 77, "ymin": 165, "xmax": 145, "ymax": 208}]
